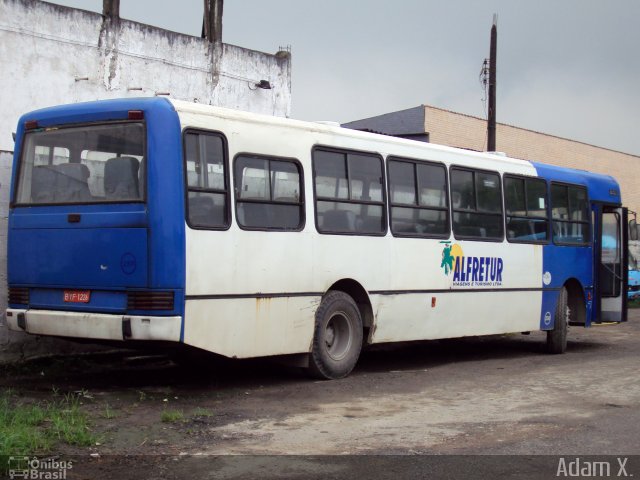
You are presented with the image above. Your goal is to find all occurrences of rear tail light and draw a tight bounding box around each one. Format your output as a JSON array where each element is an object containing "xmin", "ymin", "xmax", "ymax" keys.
[
  {"xmin": 24, "ymin": 120, "xmax": 39, "ymax": 130},
  {"xmin": 128, "ymin": 110, "xmax": 144, "ymax": 120},
  {"xmin": 9, "ymin": 287, "xmax": 29, "ymax": 305},
  {"xmin": 127, "ymin": 291, "xmax": 174, "ymax": 311}
]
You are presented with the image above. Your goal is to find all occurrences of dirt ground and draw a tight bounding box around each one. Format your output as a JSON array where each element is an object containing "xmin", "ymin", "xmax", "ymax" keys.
[{"xmin": 2, "ymin": 310, "xmax": 639, "ymax": 478}]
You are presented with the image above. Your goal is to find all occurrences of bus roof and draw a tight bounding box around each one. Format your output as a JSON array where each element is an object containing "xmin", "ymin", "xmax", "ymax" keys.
[
  {"xmin": 169, "ymin": 98, "xmax": 535, "ymax": 169},
  {"xmin": 16, "ymin": 97, "xmax": 622, "ymax": 205}
]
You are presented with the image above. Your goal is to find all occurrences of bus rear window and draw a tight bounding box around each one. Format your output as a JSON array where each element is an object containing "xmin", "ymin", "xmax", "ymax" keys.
[{"xmin": 15, "ymin": 123, "xmax": 145, "ymax": 205}]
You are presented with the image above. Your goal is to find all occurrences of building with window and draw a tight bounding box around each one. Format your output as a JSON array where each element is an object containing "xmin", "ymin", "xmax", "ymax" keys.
[{"xmin": 343, "ymin": 105, "xmax": 640, "ymax": 218}]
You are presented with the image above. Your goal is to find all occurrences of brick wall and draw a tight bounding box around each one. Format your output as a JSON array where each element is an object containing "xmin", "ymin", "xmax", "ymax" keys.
[{"xmin": 424, "ymin": 106, "xmax": 640, "ymax": 216}]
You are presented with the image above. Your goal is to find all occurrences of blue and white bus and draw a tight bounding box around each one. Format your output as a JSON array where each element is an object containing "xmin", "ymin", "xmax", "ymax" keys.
[{"xmin": 5, "ymin": 98, "xmax": 629, "ymax": 379}]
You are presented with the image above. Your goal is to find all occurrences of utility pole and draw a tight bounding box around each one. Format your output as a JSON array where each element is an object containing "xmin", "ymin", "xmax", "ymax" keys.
[
  {"xmin": 202, "ymin": 0, "xmax": 224, "ymax": 43},
  {"xmin": 102, "ymin": 0, "xmax": 120, "ymax": 19},
  {"xmin": 487, "ymin": 15, "xmax": 497, "ymax": 152}
]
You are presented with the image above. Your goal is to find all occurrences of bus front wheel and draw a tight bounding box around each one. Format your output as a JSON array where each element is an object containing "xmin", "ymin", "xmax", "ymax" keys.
[
  {"xmin": 308, "ymin": 291, "xmax": 363, "ymax": 380},
  {"xmin": 547, "ymin": 286, "xmax": 569, "ymax": 354}
]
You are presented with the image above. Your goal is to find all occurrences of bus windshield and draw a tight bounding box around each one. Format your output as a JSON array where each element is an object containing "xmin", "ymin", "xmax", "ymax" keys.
[{"xmin": 15, "ymin": 122, "xmax": 145, "ymax": 205}]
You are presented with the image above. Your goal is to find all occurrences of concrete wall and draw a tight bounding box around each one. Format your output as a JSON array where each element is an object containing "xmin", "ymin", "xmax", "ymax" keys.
[
  {"xmin": 0, "ymin": 151, "xmax": 12, "ymax": 358},
  {"xmin": 0, "ymin": 151, "xmax": 10, "ymax": 312},
  {"xmin": 0, "ymin": 0, "xmax": 291, "ymax": 153},
  {"xmin": 0, "ymin": 0, "xmax": 291, "ymax": 361}
]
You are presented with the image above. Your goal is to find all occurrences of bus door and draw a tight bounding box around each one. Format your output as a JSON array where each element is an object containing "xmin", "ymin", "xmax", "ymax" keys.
[{"xmin": 594, "ymin": 205, "xmax": 628, "ymax": 323}]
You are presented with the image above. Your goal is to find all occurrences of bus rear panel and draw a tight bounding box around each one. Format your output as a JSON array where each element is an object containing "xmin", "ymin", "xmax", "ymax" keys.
[{"xmin": 6, "ymin": 98, "xmax": 186, "ymax": 345}]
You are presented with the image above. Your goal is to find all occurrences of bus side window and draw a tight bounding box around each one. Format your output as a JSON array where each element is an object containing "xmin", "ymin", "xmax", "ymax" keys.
[
  {"xmin": 451, "ymin": 167, "xmax": 504, "ymax": 241},
  {"xmin": 313, "ymin": 148, "xmax": 386, "ymax": 235},
  {"xmin": 234, "ymin": 155, "xmax": 303, "ymax": 231},
  {"xmin": 388, "ymin": 157, "xmax": 449, "ymax": 238},
  {"xmin": 184, "ymin": 131, "xmax": 229, "ymax": 229},
  {"xmin": 504, "ymin": 175, "xmax": 549, "ymax": 243},
  {"xmin": 551, "ymin": 183, "xmax": 589, "ymax": 245}
]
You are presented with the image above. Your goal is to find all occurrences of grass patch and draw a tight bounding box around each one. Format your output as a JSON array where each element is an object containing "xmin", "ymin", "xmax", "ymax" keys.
[
  {"xmin": 48, "ymin": 394, "xmax": 96, "ymax": 447},
  {"xmin": 0, "ymin": 390, "xmax": 97, "ymax": 457},
  {"xmin": 628, "ymin": 298, "xmax": 640, "ymax": 308},
  {"xmin": 192, "ymin": 407, "xmax": 213, "ymax": 418},
  {"xmin": 160, "ymin": 409, "xmax": 184, "ymax": 423},
  {"xmin": 101, "ymin": 403, "xmax": 117, "ymax": 420}
]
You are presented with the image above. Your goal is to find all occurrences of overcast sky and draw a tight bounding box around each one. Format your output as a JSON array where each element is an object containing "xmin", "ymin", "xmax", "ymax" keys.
[{"xmin": 49, "ymin": 0, "xmax": 640, "ymax": 155}]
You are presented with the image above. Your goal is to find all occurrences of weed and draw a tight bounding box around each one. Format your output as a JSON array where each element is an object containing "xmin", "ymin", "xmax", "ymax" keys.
[
  {"xmin": 0, "ymin": 394, "xmax": 51, "ymax": 455},
  {"xmin": 74, "ymin": 389, "xmax": 93, "ymax": 400},
  {"xmin": 0, "ymin": 391, "xmax": 97, "ymax": 457},
  {"xmin": 46, "ymin": 393, "xmax": 96, "ymax": 447},
  {"xmin": 160, "ymin": 409, "xmax": 184, "ymax": 423},
  {"xmin": 102, "ymin": 403, "xmax": 117, "ymax": 420},
  {"xmin": 192, "ymin": 407, "xmax": 213, "ymax": 418}
]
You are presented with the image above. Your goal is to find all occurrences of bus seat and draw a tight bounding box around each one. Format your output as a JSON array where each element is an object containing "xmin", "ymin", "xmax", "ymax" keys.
[
  {"xmin": 104, "ymin": 156, "xmax": 140, "ymax": 200},
  {"xmin": 274, "ymin": 196, "xmax": 298, "ymax": 203},
  {"xmin": 358, "ymin": 215, "xmax": 383, "ymax": 233},
  {"xmin": 457, "ymin": 225, "xmax": 482, "ymax": 237},
  {"xmin": 55, "ymin": 163, "xmax": 91, "ymax": 202},
  {"xmin": 31, "ymin": 166, "xmax": 58, "ymax": 203},
  {"xmin": 322, "ymin": 209, "xmax": 356, "ymax": 232},
  {"xmin": 188, "ymin": 195, "xmax": 215, "ymax": 225},
  {"xmin": 391, "ymin": 220, "xmax": 414, "ymax": 233},
  {"xmin": 269, "ymin": 197, "xmax": 299, "ymax": 229},
  {"xmin": 272, "ymin": 204, "xmax": 300, "ymax": 229},
  {"xmin": 239, "ymin": 202, "xmax": 270, "ymax": 228}
]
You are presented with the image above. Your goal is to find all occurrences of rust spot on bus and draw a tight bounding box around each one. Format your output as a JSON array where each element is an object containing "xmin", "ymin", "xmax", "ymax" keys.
[{"xmin": 255, "ymin": 296, "xmax": 272, "ymax": 316}]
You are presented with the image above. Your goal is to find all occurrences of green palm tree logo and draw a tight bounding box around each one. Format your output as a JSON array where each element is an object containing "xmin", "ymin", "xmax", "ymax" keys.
[{"xmin": 440, "ymin": 241, "xmax": 454, "ymax": 275}]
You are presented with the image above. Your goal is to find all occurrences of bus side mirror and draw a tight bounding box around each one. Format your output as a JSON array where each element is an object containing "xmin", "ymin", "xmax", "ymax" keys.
[{"xmin": 630, "ymin": 219, "xmax": 639, "ymax": 241}]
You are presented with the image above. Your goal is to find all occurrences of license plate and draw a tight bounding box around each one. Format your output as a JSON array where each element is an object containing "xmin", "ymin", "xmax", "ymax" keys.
[{"xmin": 64, "ymin": 290, "xmax": 91, "ymax": 303}]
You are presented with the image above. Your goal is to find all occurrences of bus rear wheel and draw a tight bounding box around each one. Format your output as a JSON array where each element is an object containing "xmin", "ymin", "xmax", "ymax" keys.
[
  {"xmin": 547, "ymin": 286, "xmax": 569, "ymax": 354},
  {"xmin": 308, "ymin": 291, "xmax": 363, "ymax": 380}
]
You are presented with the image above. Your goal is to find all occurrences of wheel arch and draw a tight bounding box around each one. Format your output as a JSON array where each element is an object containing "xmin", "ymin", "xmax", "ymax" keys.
[
  {"xmin": 564, "ymin": 277, "xmax": 587, "ymax": 326},
  {"xmin": 326, "ymin": 278, "xmax": 373, "ymax": 335}
]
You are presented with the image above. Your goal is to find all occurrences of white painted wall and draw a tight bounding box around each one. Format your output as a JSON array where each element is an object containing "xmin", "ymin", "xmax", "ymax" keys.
[
  {"xmin": 0, "ymin": 151, "xmax": 10, "ymax": 314},
  {"xmin": 0, "ymin": 0, "xmax": 291, "ymax": 361},
  {"xmin": 0, "ymin": 0, "xmax": 291, "ymax": 154}
]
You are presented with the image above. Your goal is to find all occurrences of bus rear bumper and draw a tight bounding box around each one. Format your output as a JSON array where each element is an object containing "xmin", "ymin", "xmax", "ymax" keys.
[{"xmin": 5, "ymin": 309, "xmax": 182, "ymax": 342}]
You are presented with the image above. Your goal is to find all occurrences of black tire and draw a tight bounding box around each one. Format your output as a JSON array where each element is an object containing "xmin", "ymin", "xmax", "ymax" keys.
[
  {"xmin": 547, "ymin": 286, "xmax": 569, "ymax": 354},
  {"xmin": 308, "ymin": 291, "xmax": 363, "ymax": 380}
]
